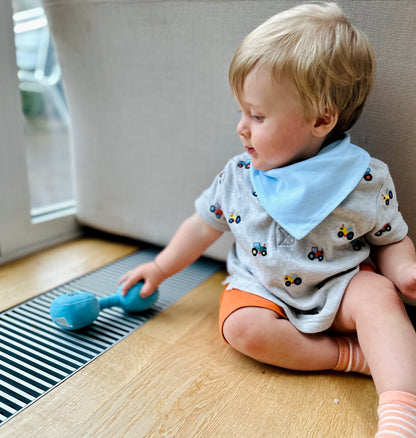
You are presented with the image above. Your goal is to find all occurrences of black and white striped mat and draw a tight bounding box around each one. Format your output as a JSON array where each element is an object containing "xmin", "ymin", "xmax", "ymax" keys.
[{"xmin": 0, "ymin": 247, "xmax": 224, "ymax": 425}]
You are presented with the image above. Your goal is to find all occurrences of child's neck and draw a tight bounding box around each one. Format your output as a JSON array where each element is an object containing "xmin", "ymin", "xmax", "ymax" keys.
[{"xmin": 321, "ymin": 131, "xmax": 345, "ymax": 149}]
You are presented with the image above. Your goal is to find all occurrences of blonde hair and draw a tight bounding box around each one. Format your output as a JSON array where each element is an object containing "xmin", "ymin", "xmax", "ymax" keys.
[{"xmin": 229, "ymin": 2, "xmax": 376, "ymax": 133}]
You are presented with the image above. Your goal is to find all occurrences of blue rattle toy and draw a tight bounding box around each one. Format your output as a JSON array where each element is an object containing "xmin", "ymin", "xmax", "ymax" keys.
[{"xmin": 49, "ymin": 282, "xmax": 159, "ymax": 330}]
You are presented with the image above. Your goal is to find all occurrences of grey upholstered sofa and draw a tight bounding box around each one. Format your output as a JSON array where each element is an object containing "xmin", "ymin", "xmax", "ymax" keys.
[{"xmin": 43, "ymin": 0, "xmax": 416, "ymax": 266}]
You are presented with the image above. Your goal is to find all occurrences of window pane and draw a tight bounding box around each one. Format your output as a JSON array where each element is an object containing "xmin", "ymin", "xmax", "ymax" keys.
[{"xmin": 12, "ymin": 0, "xmax": 74, "ymax": 214}]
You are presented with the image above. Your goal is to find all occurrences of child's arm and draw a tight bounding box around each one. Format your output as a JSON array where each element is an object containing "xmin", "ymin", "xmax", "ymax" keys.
[
  {"xmin": 118, "ymin": 212, "xmax": 223, "ymax": 297},
  {"xmin": 371, "ymin": 235, "xmax": 416, "ymax": 300}
]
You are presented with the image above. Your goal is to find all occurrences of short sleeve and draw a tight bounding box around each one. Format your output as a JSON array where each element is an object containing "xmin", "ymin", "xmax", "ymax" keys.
[
  {"xmin": 194, "ymin": 170, "xmax": 230, "ymax": 232},
  {"xmin": 365, "ymin": 167, "xmax": 408, "ymax": 245}
]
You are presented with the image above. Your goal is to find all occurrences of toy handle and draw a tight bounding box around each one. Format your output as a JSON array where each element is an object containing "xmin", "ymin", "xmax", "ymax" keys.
[
  {"xmin": 99, "ymin": 282, "xmax": 159, "ymax": 313},
  {"xmin": 98, "ymin": 294, "xmax": 120, "ymax": 309}
]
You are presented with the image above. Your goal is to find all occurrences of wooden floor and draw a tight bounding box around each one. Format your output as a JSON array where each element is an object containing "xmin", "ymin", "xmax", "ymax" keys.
[{"xmin": 0, "ymin": 237, "xmax": 379, "ymax": 437}]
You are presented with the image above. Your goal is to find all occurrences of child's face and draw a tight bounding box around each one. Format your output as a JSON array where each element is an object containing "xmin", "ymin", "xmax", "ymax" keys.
[{"xmin": 236, "ymin": 67, "xmax": 322, "ymax": 171}]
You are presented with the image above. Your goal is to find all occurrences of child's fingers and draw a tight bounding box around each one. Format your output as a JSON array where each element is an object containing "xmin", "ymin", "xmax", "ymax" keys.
[
  {"xmin": 121, "ymin": 274, "xmax": 142, "ymax": 296},
  {"xmin": 119, "ymin": 262, "xmax": 160, "ymax": 296},
  {"xmin": 139, "ymin": 282, "xmax": 156, "ymax": 298}
]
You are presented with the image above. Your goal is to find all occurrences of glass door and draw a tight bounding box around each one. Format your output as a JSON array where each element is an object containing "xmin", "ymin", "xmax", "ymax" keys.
[
  {"xmin": 12, "ymin": 0, "xmax": 75, "ymax": 214},
  {"xmin": 0, "ymin": 0, "xmax": 79, "ymax": 263}
]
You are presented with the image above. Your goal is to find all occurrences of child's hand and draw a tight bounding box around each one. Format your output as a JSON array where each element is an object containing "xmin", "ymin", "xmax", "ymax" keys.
[
  {"xmin": 395, "ymin": 262, "xmax": 416, "ymax": 300},
  {"xmin": 118, "ymin": 261, "xmax": 166, "ymax": 297}
]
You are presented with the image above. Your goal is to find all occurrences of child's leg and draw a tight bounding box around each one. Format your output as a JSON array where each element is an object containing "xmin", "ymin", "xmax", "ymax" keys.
[
  {"xmin": 223, "ymin": 306, "xmax": 340, "ymax": 370},
  {"xmin": 221, "ymin": 289, "xmax": 368, "ymax": 372},
  {"xmin": 333, "ymin": 270, "xmax": 416, "ymax": 395},
  {"xmin": 333, "ymin": 270, "xmax": 416, "ymax": 436}
]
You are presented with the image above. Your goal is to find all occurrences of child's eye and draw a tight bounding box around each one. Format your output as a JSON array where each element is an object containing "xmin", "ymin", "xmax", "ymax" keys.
[{"xmin": 251, "ymin": 114, "xmax": 265, "ymax": 122}]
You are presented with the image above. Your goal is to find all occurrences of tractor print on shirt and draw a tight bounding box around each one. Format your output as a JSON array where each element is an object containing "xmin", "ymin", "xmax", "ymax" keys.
[
  {"xmin": 338, "ymin": 224, "xmax": 354, "ymax": 241},
  {"xmin": 363, "ymin": 168, "xmax": 373, "ymax": 181},
  {"xmin": 228, "ymin": 211, "xmax": 241, "ymax": 224},
  {"xmin": 375, "ymin": 223, "xmax": 392, "ymax": 237},
  {"xmin": 237, "ymin": 159, "xmax": 251, "ymax": 169},
  {"xmin": 382, "ymin": 189, "xmax": 393, "ymax": 206},
  {"xmin": 210, "ymin": 202, "xmax": 223, "ymax": 219},
  {"xmin": 284, "ymin": 273, "xmax": 302, "ymax": 287},
  {"xmin": 308, "ymin": 247, "xmax": 324, "ymax": 261},
  {"xmin": 351, "ymin": 239, "xmax": 366, "ymax": 251},
  {"xmin": 252, "ymin": 242, "xmax": 267, "ymax": 256}
]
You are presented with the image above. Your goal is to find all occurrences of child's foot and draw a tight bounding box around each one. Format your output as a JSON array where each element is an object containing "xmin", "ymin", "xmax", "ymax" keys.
[{"xmin": 376, "ymin": 391, "xmax": 416, "ymax": 437}]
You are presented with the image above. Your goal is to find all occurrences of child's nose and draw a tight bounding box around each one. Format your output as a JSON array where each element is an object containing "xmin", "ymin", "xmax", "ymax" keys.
[{"xmin": 237, "ymin": 118, "xmax": 250, "ymax": 138}]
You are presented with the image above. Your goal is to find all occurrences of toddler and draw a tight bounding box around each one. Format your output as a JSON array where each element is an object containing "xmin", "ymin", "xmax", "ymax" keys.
[{"xmin": 120, "ymin": 3, "xmax": 416, "ymax": 436}]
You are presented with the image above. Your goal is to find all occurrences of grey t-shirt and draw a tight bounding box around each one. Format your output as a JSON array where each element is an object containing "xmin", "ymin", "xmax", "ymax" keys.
[{"xmin": 195, "ymin": 152, "xmax": 408, "ymax": 333}]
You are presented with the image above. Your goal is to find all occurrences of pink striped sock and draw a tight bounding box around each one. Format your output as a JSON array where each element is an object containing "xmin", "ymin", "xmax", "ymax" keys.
[
  {"xmin": 376, "ymin": 391, "xmax": 416, "ymax": 437},
  {"xmin": 333, "ymin": 335, "xmax": 371, "ymax": 375}
]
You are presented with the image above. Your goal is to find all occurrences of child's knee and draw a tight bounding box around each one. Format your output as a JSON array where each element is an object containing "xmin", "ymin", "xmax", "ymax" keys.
[
  {"xmin": 354, "ymin": 271, "xmax": 404, "ymax": 311},
  {"xmin": 370, "ymin": 273, "xmax": 401, "ymax": 303},
  {"xmin": 335, "ymin": 272, "xmax": 405, "ymax": 331},
  {"xmin": 223, "ymin": 308, "xmax": 261, "ymax": 353},
  {"xmin": 378, "ymin": 279, "xmax": 405, "ymax": 312},
  {"xmin": 222, "ymin": 307, "xmax": 279, "ymax": 357}
]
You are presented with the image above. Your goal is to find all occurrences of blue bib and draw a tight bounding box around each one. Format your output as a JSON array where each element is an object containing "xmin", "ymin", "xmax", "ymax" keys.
[{"xmin": 250, "ymin": 135, "xmax": 371, "ymax": 239}]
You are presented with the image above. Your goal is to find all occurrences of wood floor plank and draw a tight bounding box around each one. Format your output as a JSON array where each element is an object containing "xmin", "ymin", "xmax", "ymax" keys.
[
  {"xmin": 0, "ymin": 237, "xmax": 138, "ymax": 311},
  {"xmin": 0, "ymin": 238, "xmax": 379, "ymax": 437}
]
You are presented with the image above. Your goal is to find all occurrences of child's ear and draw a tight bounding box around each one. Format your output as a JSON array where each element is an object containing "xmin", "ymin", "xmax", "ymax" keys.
[{"xmin": 312, "ymin": 108, "xmax": 338, "ymax": 137}]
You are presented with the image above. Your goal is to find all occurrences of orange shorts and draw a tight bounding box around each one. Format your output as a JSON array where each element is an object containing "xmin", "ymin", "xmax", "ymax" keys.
[
  {"xmin": 219, "ymin": 289, "xmax": 287, "ymax": 342},
  {"xmin": 219, "ymin": 262, "xmax": 376, "ymax": 342}
]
